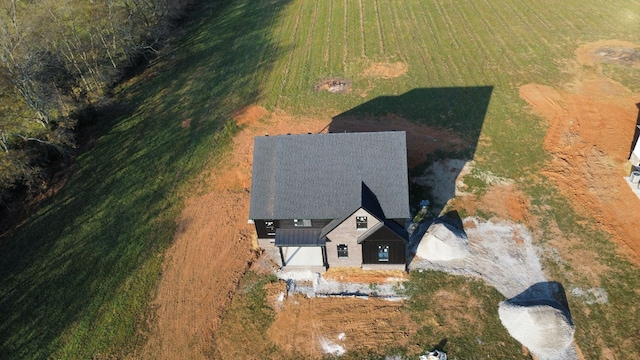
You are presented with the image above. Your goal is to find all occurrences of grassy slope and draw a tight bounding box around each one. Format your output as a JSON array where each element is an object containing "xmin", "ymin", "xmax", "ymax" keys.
[
  {"xmin": 0, "ymin": 0, "xmax": 289, "ymax": 358},
  {"xmin": 2, "ymin": 0, "xmax": 640, "ymax": 358}
]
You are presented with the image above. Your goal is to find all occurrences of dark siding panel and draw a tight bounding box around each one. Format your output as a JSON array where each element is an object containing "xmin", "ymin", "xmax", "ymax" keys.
[
  {"xmin": 362, "ymin": 226, "xmax": 406, "ymax": 264},
  {"xmin": 255, "ymin": 220, "xmax": 279, "ymax": 238},
  {"xmin": 365, "ymin": 226, "xmax": 407, "ymax": 242},
  {"xmin": 362, "ymin": 240, "xmax": 406, "ymax": 264},
  {"xmin": 391, "ymin": 218, "xmax": 406, "ymax": 228},
  {"xmin": 277, "ymin": 219, "xmax": 333, "ymax": 230},
  {"xmin": 255, "ymin": 220, "xmax": 267, "ymax": 238}
]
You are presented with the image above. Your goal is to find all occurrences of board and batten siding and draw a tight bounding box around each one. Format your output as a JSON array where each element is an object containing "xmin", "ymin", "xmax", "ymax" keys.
[{"xmin": 361, "ymin": 225, "xmax": 407, "ymax": 265}]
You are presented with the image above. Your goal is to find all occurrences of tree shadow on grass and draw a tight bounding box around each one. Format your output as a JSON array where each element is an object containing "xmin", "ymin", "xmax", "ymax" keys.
[
  {"xmin": 0, "ymin": 0, "xmax": 290, "ymax": 358},
  {"xmin": 328, "ymin": 86, "xmax": 493, "ymax": 214}
]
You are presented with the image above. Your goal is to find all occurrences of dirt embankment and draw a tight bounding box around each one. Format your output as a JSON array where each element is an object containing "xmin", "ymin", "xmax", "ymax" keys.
[{"xmin": 520, "ymin": 40, "xmax": 640, "ymax": 265}]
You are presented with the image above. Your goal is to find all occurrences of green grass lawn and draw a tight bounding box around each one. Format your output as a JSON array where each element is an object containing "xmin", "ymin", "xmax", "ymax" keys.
[{"xmin": 2, "ymin": 0, "xmax": 640, "ymax": 358}]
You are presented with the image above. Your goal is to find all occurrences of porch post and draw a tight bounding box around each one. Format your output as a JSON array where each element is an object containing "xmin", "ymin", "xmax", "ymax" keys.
[
  {"xmin": 322, "ymin": 246, "xmax": 328, "ymax": 268},
  {"xmin": 279, "ymin": 246, "xmax": 286, "ymax": 267}
]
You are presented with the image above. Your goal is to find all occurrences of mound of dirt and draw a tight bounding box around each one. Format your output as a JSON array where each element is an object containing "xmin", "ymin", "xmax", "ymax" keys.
[
  {"xmin": 415, "ymin": 222, "xmax": 470, "ymax": 261},
  {"xmin": 498, "ymin": 301, "xmax": 575, "ymax": 359},
  {"xmin": 575, "ymin": 40, "xmax": 640, "ymax": 67},
  {"xmin": 593, "ymin": 47, "xmax": 640, "ymax": 65},
  {"xmin": 314, "ymin": 78, "xmax": 352, "ymax": 93},
  {"xmin": 363, "ymin": 62, "xmax": 408, "ymax": 79}
]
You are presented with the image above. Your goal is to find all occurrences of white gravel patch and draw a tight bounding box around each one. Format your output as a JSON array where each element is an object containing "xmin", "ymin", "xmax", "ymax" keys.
[
  {"xmin": 410, "ymin": 217, "xmax": 546, "ymax": 298},
  {"xmin": 570, "ymin": 287, "xmax": 608, "ymax": 304},
  {"xmin": 277, "ymin": 270, "xmax": 407, "ymax": 299},
  {"xmin": 320, "ymin": 337, "xmax": 345, "ymax": 356}
]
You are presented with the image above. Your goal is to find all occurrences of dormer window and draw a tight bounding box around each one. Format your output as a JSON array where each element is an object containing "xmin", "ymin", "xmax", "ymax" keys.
[{"xmin": 356, "ymin": 216, "xmax": 368, "ymax": 230}]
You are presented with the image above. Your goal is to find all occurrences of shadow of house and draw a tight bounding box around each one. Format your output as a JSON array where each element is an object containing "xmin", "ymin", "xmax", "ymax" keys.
[
  {"xmin": 508, "ymin": 281, "xmax": 571, "ymax": 314},
  {"xmin": 328, "ymin": 87, "xmax": 492, "ymax": 212}
]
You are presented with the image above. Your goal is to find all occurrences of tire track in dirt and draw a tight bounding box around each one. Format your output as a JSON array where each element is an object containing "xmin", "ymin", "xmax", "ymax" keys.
[
  {"xmin": 342, "ymin": 0, "xmax": 348, "ymax": 73},
  {"xmin": 323, "ymin": 0, "xmax": 332, "ymax": 70},
  {"xmin": 373, "ymin": 0, "xmax": 385, "ymax": 55},
  {"xmin": 276, "ymin": 0, "xmax": 304, "ymax": 107},
  {"xmin": 358, "ymin": 0, "xmax": 366, "ymax": 58}
]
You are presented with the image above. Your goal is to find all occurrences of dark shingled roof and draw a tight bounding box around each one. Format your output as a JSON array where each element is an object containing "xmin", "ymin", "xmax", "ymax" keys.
[
  {"xmin": 357, "ymin": 219, "xmax": 409, "ymax": 244},
  {"xmin": 249, "ymin": 131, "xmax": 409, "ymax": 220},
  {"xmin": 274, "ymin": 228, "xmax": 325, "ymax": 247}
]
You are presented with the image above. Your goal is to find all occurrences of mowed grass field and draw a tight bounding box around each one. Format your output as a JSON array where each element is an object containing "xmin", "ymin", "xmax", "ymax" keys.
[{"xmin": 1, "ymin": 0, "xmax": 640, "ymax": 359}]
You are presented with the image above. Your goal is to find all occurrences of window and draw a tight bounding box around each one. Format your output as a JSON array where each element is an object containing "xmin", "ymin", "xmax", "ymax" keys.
[
  {"xmin": 378, "ymin": 245, "xmax": 389, "ymax": 262},
  {"xmin": 293, "ymin": 219, "xmax": 312, "ymax": 227},
  {"xmin": 356, "ymin": 216, "xmax": 368, "ymax": 230},
  {"xmin": 265, "ymin": 221, "xmax": 275, "ymax": 236},
  {"xmin": 337, "ymin": 244, "xmax": 348, "ymax": 258}
]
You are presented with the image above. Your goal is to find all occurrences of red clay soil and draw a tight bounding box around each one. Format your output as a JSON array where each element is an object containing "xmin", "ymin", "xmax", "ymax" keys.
[
  {"xmin": 520, "ymin": 40, "xmax": 640, "ymax": 265},
  {"xmin": 266, "ymin": 294, "xmax": 417, "ymax": 359}
]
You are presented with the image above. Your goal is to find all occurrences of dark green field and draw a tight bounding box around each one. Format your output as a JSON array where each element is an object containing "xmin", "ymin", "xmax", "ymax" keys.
[{"xmin": 1, "ymin": 0, "xmax": 640, "ymax": 358}]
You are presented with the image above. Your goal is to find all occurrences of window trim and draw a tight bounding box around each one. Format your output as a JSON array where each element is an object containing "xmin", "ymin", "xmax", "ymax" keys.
[
  {"xmin": 265, "ymin": 220, "xmax": 275, "ymax": 236},
  {"xmin": 337, "ymin": 244, "xmax": 348, "ymax": 258},
  {"xmin": 377, "ymin": 245, "xmax": 389, "ymax": 262},
  {"xmin": 356, "ymin": 215, "xmax": 368, "ymax": 230}
]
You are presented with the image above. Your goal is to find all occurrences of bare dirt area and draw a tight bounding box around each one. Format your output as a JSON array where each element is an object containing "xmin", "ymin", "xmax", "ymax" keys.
[
  {"xmin": 519, "ymin": 40, "xmax": 640, "ymax": 265},
  {"xmin": 322, "ymin": 267, "xmax": 408, "ymax": 284},
  {"xmin": 267, "ymin": 294, "xmax": 417, "ymax": 358},
  {"xmin": 363, "ymin": 62, "xmax": 409, "ymax": 79}
]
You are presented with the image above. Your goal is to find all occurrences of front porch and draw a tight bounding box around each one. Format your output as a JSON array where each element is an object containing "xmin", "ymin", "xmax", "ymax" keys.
[{"xmin": 275, "ymin": 228, "xmax": 328, "ymax": 271}]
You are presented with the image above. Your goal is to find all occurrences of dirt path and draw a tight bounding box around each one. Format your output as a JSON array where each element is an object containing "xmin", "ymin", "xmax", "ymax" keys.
[{"xmin": 519, "ymin": 40, "xmax": 640, "ymax": 265}]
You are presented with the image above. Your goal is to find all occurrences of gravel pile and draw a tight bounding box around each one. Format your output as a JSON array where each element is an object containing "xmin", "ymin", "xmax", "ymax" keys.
[
  {"xmin": 499, "ymin": 300, "xmax": 575, "ymax": 359},
  {"xmin": 415, "ymin": 222, "xmax": 470, "ymax": 261}
]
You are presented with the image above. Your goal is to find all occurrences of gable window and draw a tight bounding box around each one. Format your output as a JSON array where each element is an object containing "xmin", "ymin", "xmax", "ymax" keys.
[
  {"xmin": 356, "ymin": 216, "xmax": 368, "ymax": 230},
  {"xmin": 294, "ymin": 219, "xmax": 312, "ymax": 227},
  {"xmin": 378, "ymin": 245, "xmax": 389, "ymax": 262},
  {"xmin": 337, "ymin": 244, "xmax": 348, "ymax": 258},
  {"xmin": 265, "ymin": 221, "xmax": 275, "ymax": 236}
]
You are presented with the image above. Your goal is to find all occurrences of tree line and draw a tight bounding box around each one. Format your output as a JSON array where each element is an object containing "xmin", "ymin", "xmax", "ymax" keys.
[{"xmin": 0, "ymin": 0, "xmax": 193, "ymax": 203}]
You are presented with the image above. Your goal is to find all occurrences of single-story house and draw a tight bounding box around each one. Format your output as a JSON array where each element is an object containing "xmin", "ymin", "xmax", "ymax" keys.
[{"xmin": 248, "ymin": 131, "xmax": 410, "ymax": 271}]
